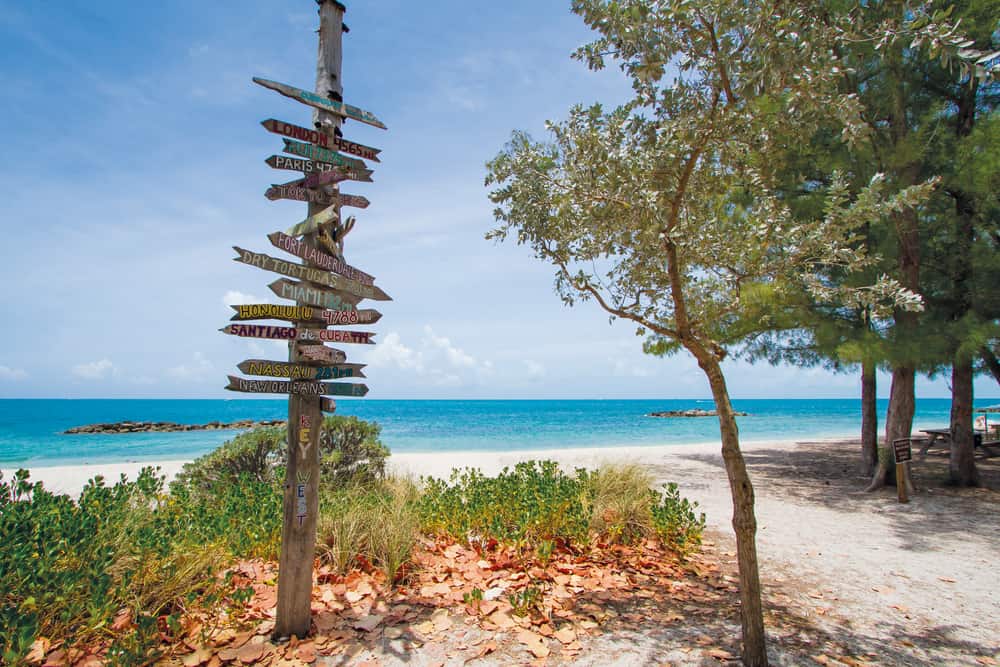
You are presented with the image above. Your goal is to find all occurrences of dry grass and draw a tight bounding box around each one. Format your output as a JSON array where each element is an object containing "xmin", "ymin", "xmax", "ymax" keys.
[{"xmin": 586, "ymin": 463, "xmax": 656, "ymax": 544}]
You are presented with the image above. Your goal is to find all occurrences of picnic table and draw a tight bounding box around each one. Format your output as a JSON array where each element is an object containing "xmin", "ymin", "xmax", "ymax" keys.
[{"xmin": 918, "ymin": 428, "xmax": 993, "ymax": 455}]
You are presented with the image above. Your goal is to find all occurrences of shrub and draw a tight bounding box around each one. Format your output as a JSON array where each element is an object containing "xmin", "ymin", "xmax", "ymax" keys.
[
  {"xmin": 418, "ymin": 460, "xmax": 590, "ymax": 550},
  {"xmin": 172, "ymin": 416, "xmax": 389, "ymax": 495},
  {"xmin": 584, "ymin": 463, "xmax": 656, "ymax": 544},
  {"xmin": 651, "ymin": 482, "xmax": 706, "ymax": 556},
  {"xmin": 316, "ymin": 476, "xmax": 419, "ymax": 584}
]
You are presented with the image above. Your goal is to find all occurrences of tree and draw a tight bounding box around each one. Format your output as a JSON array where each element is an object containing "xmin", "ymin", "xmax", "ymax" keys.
[{"xmin": 486, "ymin": 2, "xmax": 926, "ymax": 663}]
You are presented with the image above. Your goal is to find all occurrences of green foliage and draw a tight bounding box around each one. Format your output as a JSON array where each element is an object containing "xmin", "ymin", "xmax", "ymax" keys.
[
  {"xmin": 317, "ymin": 415, "xmax": 389, "ymax": 486},
  {"xmin": 173, "ymin": 416, "xmax": 389, "ymax": 494},
  {"xmin": 316, "ymin": 476, "xmax": 419, "ymax": 584},
  {"xmin": 651, "ymin": 482, "xmax": 706, "ymax": 557},
  {"xmin": 0, "ymin": 467, "xmax": 274, "ymax": 664},
  {"xmin": 418, "ymin": 461, "xmax": 591, "ymax": 550},
  {"xmin": 417, "ymin": 461, "xmax": 703, "ymax": 557}
]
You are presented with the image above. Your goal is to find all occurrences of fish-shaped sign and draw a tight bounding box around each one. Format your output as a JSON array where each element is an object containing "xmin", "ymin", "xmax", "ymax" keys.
[
  {"xmin": 282, "ymin": 139, "xmax": 367, "ymax": 171},
  {"xmin": 285, "ymin": 204, "xmax": 338, "ymax": 237},
  {"xmin": 261, "ymin": 119, "xmax": 381, "ymax": 162},
  {"xmin": 253, "ymin": 77, "xmax": 387, "ymax": 130},
  {"xmin": 230, "ymin": 303, "xmax": 381, "ymax": 325},
  {"xmin": 237, "ymin": 359, "xmax": 366, "ymax": 380},
  {"xmin": 269, "ymin": 279, "xmax": 359, "ymax": 311},
  {"xmin": 221, "ymin": 324, "xmax": 374, "ymax": 345},
  {"xmin": 226, "ymin": 375, "xmax": 368, "ymax": 396},
  {"xmin": 299, "ymin": 345, "xmax": 343, "ymax": 364},
  {"xmin": 321, "ymin": 398, "xmax": 337, "ymax": 413},
  {"xmin": 268, "ymin": 232, "xmax": 376, "ymax": 286},
  {"xmin": 233, "ymin": 247, "xmax": 391, "ymax": 301}
]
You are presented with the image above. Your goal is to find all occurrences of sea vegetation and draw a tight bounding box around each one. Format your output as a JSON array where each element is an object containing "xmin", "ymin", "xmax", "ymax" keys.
[{"xmin": 0, "ymin": 420, "xmax": 702, "ymax": 664}]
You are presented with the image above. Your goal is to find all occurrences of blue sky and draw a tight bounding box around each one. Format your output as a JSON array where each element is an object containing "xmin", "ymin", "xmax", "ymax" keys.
[{"xmin": 0, "ymin": 0, "xmax": 994, "ymax": 400}]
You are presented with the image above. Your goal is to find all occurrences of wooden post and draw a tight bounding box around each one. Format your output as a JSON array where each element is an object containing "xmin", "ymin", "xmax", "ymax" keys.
[
  {"xmin": 273, "ymin": 0, "xmax": 346, "ymax": 641},
  {"xmin": 891, "ymin": 438, "xmax": 912, "ymax": 504}
]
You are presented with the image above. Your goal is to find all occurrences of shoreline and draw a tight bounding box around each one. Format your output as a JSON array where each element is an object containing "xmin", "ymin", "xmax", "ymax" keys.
[{"xmin": 1, "ymin": 436, "xmax": 837, "ymax": 498}]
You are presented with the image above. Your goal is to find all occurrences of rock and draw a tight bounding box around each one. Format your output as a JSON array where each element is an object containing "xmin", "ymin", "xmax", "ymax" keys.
[
  {"xmin": 646, "ymin": 409, "xmax": 749, "ymax": 418},
  {"xmin": 64, "ymin": 419, "xmax": 289, "ymax": 435}
]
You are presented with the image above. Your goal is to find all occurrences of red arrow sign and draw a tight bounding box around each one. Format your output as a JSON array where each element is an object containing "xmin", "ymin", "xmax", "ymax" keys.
[{"xmin": 261, "ymin": 119, "xmax": 381, "ymax": 162}]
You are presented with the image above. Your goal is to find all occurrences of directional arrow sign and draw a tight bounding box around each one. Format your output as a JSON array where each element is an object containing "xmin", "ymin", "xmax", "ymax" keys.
[
  {"xmin": 262, "ymin": 119, "xmax": 381, "ymax": 162},
  {"xmin": 226, "ymin": 375, "xmax": 368, "ymax": 396},
  {"xmin": 283, "ymin": 139, "xmax": 367, "ymax": 171},
  {"xmin": 265, "ymin": 183, "xmax": 338, "ymax": 206},
  {"xmin": 229, "ymin": 303, "xmax": 321, "ymax": 322},
  {"xmin": 265, "ymin": 155, "xmax": 373, "ymax": 183},
  {"xmin": 230, "ymin": 303, "xmax": 381, "ymax": 325},
  {"xmin": 238, "ymin": 359, "xmax": 366, "ymax": 380},
  {"xmin": 233, "ymin": 247, "xmax": 390, "ymax": 301},
  {"xmin": 222, "ymin": 323, "xmax": 371, "ymax": 344},
  {"xmin": 298, "ymin": 345, "xmax": 344, "ymax": 364},
  {"xmin": 253, "ymin": 77, "xmax": 387, "ymax": 130},
  {"xmin": 269, "ymin": 279, "xmax": 360, "ymax": 311},
  {"xmin": 265, "ymin": 183, "xmax": 370, "ymax": 209},
  {"xmin": 268, "ymin": 232, "xmax": 378, "ymax": 288},
  {"xmin": 285, "ymin": 204, "xmax": 338, "ymax": 237}
]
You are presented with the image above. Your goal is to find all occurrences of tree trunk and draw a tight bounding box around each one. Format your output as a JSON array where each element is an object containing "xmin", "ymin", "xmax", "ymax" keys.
[
  {"xmin": 692, "ymin": 346, "xmax": 768, "ymax": 667},
  {"xmin": 861, "ymin": 360, "xmax": 878, "ymax": 476},
  {"xmin": 868, "ymin": 367, "xmax": 914, "ymax": 494},
  {"xmin": 949, "ymin": 354, "xmax": 979, "ymax": 486}
]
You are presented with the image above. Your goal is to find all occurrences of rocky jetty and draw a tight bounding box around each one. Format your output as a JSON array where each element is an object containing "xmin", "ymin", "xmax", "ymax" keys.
[
  {"xmin": 646, "ymin": 409, "xmax": 748, "ymax": 418},
  {"xmin": 65, "ymin": 419, "xmax": 286, "ymax": 434}
]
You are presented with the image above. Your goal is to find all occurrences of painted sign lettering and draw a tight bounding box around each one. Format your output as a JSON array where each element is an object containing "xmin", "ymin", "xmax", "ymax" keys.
[
  {"xmin": 261, "ymin": 118, "xmax": 381, "ymax": 162},
  {"xmin": 298, "ymin": 328, "xmax": 375, "ymax": 345},
  {"xmin": 321, "ymin": 398, "xmax": 337, "ymax": 413},
  {"xmin": 225, "ymin": 375, "xmax": 368, "ymax": 396},
  {"xmin": 285, "ymin": 205, "xmax": 338, "ymax": 237},
  {"xmin": 253, "ymin": 77, "xmax": 387, "ymax": 130},
  {"xmin": 237, "ymin": 359, "xmax": 366, "ymax": 380},
  {"xmin": 265, "ymin": 183, "xmax": 337, "ymax": 205},
  {"xmin": 234, "ymin": 247, "xmax": 391, "ymax": 301},
  {"xmin": 231, "ymin": 303, "xmax": 381, "ymax": 325},
  {"xmin": 265, "ymin": 155, "xmax": 372, "ymax": 183},
  {"xmin": 283, "ymin": 138, "xmax": 367, "ymax": 171},
  {"xmin": 229, "ymin": 304, "xmax": 318, "ymax": 322},
  {"xmin": 268, "ymin": 232, "xmax": 374, "ymax": 285},
  {"xmin": 269, "ymin": 279, "xmax": 359, "ymax": 311},
  {"xmin": 221, "ymin": 324, "xmax": 370, "ymax": 346},
  {"xmin": 298, "ymin": 345, "xmax": 342, "ymax": 364}
]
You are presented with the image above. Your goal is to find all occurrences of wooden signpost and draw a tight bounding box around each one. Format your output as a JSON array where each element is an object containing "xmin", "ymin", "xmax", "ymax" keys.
[
  {"xmin": 892, "ymin": 438, "xmax": 912, "ymax": 503},
  {"xmin": 221, "ymin": 323, "xmax": 375, "ymax": 345},
  {"xmin": 269, "ymin": 278, "xmax": 361, "ymax": 311},
  {"xmin": 230, "ymin": 303, "xmax": 382, "ymax": 325},
  {"xmin": 265, "ymin": 155, "xmax": 374, "ymax": 183},
  {"xmin": 283, "ymin": 138, "xmax": 367, "ymax": 171},
  {"xmin": 238, "ymin": 358, "xmax": 366, "ymax": 380},
  {"xmin": 222, "ymin": 0, "xmax": 385, "ymax": 640},
  {"xmin": 262, "ymin": 118, "xmax": 382, "ymax": 162},
  {"xmin": 234, "ymin": 247, "xmax": 390, "ymax": 301},
  {"xmin": 226, "ymin": 375, "xmax": 368, "ymax": 397},
  {"xmin": 253, "ymin": 76, "xmax": 388, "ymax": 130},
  {"xmin": 268, "ymin": 231, "xmax": 375, "ymax": 284}
]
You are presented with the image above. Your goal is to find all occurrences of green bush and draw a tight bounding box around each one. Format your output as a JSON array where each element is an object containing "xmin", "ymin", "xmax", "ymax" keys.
[
  {"xmin": 418, "ymin": 460, "xmax": 591, "ymax": 550},
  {"xmin": 417, "ymin": 460, "xmax": 705, "ymax": 558},
  {"xmin": 172, "ymin": 416, "xmax": 389, "ymax": 495},
  {"xmin": 651, "ymin": 482, "xmax": 706, "ymax": 556}
]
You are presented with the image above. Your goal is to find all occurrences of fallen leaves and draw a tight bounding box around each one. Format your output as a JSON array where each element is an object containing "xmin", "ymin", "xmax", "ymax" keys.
[{"xmin": 516, "ymin": 629, "xmax": 551, "ymax": 658}]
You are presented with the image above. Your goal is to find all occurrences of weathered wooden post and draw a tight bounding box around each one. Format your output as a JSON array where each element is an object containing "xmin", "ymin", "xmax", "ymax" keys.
[
  {"xmin": 222, "ymin": 0, "xmax": 388, "ymax": 641},
  {"xmin": 892, "ymin": 438, "xmax": 912, "ymax": 504}
]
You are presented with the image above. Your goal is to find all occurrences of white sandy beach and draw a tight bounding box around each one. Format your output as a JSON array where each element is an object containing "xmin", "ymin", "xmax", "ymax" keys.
[{"xmin": 5, "ymin": 437, "xmax": 998, "ymax": 664}]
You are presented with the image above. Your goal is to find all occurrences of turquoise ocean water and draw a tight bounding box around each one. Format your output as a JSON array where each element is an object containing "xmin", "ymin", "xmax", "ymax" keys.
[{"xmin": 0, "ymin": 398, "xmax": 996, "ymax": 468}]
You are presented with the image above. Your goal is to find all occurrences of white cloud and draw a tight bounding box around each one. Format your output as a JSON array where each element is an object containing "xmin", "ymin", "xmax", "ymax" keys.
[
  {"xmin": 369, "ymin": 332, "xmax": 424, "ymax": 371},
  {"xmin": 0, "ymin": 365, "xmax": 27, "ymax": 381},
  {"xmin": 525, "ymin": 360, "xmax": 546, "ymax": 380},
  {"xmin": 366, "ymin": 327, "xmax": 494, "ymax": 387},
  {"xmin": 613, "ymin": 359, "xmax": 655, "ymax": 378},
  {"xmin": 72, "ymin": 359, "xmax": 115, "ymax": 380},
  {"xmin": 166, "ymin": 352, "xmax": 214, "ymax": 380},
  {"xmin": 222, "ymin": 290, "xmax": 261, "ymax": 313}
]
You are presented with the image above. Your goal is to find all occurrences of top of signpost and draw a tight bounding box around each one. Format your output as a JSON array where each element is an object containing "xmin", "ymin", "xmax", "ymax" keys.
[{"xmin": 316, "ymin": 0, "xmax": 347, "ymax": 11}]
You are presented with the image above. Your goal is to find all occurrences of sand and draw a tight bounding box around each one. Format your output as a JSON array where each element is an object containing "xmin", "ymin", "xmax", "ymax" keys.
[{"xmin": 5, "ymin": 437, "xmax": 998, "ymax": 665}]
